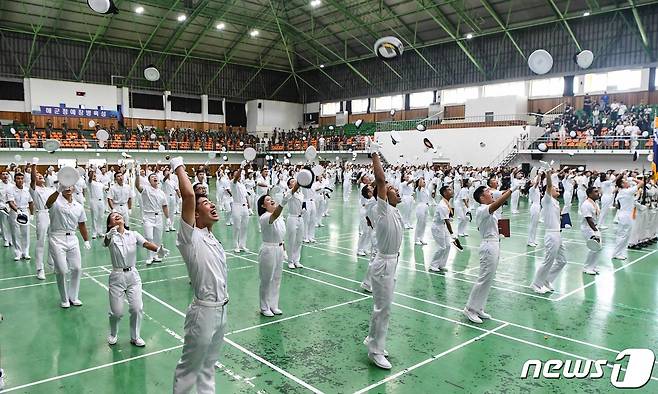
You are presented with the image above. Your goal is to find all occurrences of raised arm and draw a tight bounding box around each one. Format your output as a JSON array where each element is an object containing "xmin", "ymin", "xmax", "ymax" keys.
[
  {"xmin": 269, "ymin": 181, "xmax": 299, "ymax": 224},
  {"xmin": 489, "ymin": 189, "xmax": 513, "ymax": 214},
  {"xmin": 135, "ymin": 166, "xmax": 143, "ymax": 193},
  {"xmin": 171, "ymin": 157, "xmax": 195, "ymax": 226},
  {"xmin": 372, "ymin": 153, "xmax": 387, "ymax": 200}
]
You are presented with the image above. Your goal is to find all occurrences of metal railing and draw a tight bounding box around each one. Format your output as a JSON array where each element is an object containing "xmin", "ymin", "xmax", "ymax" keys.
[{"xmin": 525, "ymin": 136, "xmax": 654, "ymax": 151}]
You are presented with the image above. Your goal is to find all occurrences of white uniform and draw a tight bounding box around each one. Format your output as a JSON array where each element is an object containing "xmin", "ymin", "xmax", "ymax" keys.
[
  {"xmin": 613, "ymin": 185, "xmax": 638, "ymax": 259},
  {"xmin": 465, "ymin": 204, "xmax": 501, "ymax": 313},
  {"xmin": 162, "ymin": 176, "xmax": 179, "ymax": 227},
  {"xmin": 430, "ymin": 198, "xmax": 453, "ymax": 271},
  {"xmin": 302, "ymin": 186, "xmax": 317, "ymax": 242},
  {"xmin": 49, "ymin": 196, "xmax": 87, "ymax": 304},
  {"xmin": 598, "ymin": 179, "xmax": 614, "ymax": 227},
  {"xmin": 343, "ymin": 169, "xmax": 352, "ymax": 202},
  {"xmin": 108, "ymin": 183, "xmax": 132, "ymax": 222},
  {"xmin": 7, "ymin": 185, "xmax": 33, "ymax": 259},
  {"xmin": 0, "ymin": 181, "xmax": 12, "ymax": 245},
  {"xmin": 285, "ymin": 188, "xmax": 305, "ymax": 267},
  {"xmin": 105, "ymin": 230, "xmax": 146, "ymax": 341},
  {"xmin": 173, "ymin": 220, "xmax": 228, "ymax": 394},
  {"xmin": 365, "ymin": 197, "xmax": 403, "ymax": 356},
  {"xmin": 562, "ymin": 177, "xmax": 575, "ymax": 214},
  {"xmin": 73, "ymin": 176, "xmax": 86, "ymax": 205},
  {"xmin": 230, "ymin": 179, "xmax": 249, "ymax": 251},
  {"xmin": 30, "ymin": 184, "xmax": 54, "ymax": 272},
  {"xmin": 532, "ymin": 193, "xmax": 567, "ymax": 289},
  {"xmin": 527, "ymin": 184, "xmax": 541, "ymax": 245},
  {"xmin": 454, "ymin": 187, "xmax": 470, "ymax": 236},
  {"xmin": 414, "ymin": 187, "xmax": 431, "ymax": 243},
  {"xmin": 140, "ymin": 185, "xmax": 167, "ymax": 262},
  {"xmin": 510, "ymin": 178, "xmax": 524, "ymax": 213},
  {"xmin": 258, "ymin": 211, "xmax": 286, "ymax": 314},
  {"xmin": 88, "ymin": 180, "xmax": 106, "ymax": 237},
  {"xmin": 399, "ymin": 182, "xmax": 414, "ymax": 228},
  {"xmin": 357, "ymin": 195, "xmax": 375, "ymax": 254},
  {"xmin": 581, "ymin": 199, "xmax": 601, "ymax": 272}
]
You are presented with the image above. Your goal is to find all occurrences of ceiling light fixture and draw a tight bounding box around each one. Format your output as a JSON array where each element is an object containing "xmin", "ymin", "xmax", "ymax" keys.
[
  {"xmin": 465, "ymin": 33, "xmax": 473, "ymax": 39},
  {"xmin": 310, "ymin": 0, "xmax": 321, "ymax": 7},
  {"xmin": 250, "ymin": 30, "xmax": 259, "ymax": 37},
  {"xmin": 216, "ymin": 22, "xmax": 225, "ymax": 30},
  {"xmin": 135, "ymin": 6, "xmax": 144, "ymax": 14},
  {"xmin": 177, "ymin": 14, "xmax": 187, "ymax": 22},
  {"xmin": 319, "ymin": 64, "xmax": 325, "ymax": 68},
  {"xmin": 583, "ymin": 11, "xmax": 590, "ymax": 16}
]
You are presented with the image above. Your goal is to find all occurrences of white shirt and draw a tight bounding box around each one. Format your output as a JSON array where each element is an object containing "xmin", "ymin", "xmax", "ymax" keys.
[
  {"xmin": 109, "ymin": 183, "xmax": 131, "ymax": 205},
  {"xmin": 432, "ymin": 198, "xmax": 452, "ymax": 232},
  {"xmin": 30, "ymin": 185, "xmax": 54, "ymax": 211},
  {"xmin": 49, "ymin": 196, "xmax": 87, "ymax": 232},
  {"xmin": 7, "ymin": 186, "xmax": 32, "ymax": 210},
  {"xmin": 373, "ymin": 197, "xmax": 403, "ymax": 255},
  {"xmin": 580, "ymin": 199, "xmax": 600, "ymax": 236},
  {"xmin": 162, "ymin": 176, "xmax": 179, "ymax": 197},
  {"xmin": 416, "ymin": 187, "xmax": 431, "ymax": 204},
  {"xmin": 475, "ymin": 204, "xmax": 499, "ymax": 241},
  {"xmin": 88, "ymin": 180, "xmax": 106, "ymax": 201},
  {"xmin": 106, "ymin": 230, "xmax": 147, "ymax": 269},
  {"xmin": 177, "ymin": 220, "xmax": 228, "ymax": 303},
  {"xmin": 230, "ymin": 180, "xmax": 248, "ymax": 205},
  {"xmin": 285, "ymin": 190, "xmax": 304, "ymax": 216},
  {"xmin": 141, "ymin": 185, "xmax": 167, "ymax": 214},
  {"xmin": 259, "ymin": 212, "xmax": 285, "ymax": 243},
  {"xmin": 528, "ymin": 185, "xmax": 540, "ymax": 206},
  {"xmin": 541, "ymin": 193, "xmax": 561, "ymax": 231},
  {"xmin": 617, "ymin": 186, "xmax": 638, "ymax": 214}
]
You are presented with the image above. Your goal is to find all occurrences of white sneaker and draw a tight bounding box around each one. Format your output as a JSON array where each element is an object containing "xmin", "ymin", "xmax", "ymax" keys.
[
  {"xmin": 544, "ymin": 283, "xmax": 555, "ymax": 292},
  {"xmin": 36, "ymin": 270, "xmax": 45, "ymax": 280},
  {"xmin": 531, "ymin": 284, "xmax": 549, "ymax": 294},
  {"xmin": 593, "ymin": 267, "xmax": 600, "ymax": 273},
  {"xmin": 368, "ymin": 353, "xmax": 392, "ymax": 369},
  {"xmin": 310, "ymin": 239, "xmax": 316, "ymax": 243},
  {"xmin": 477, "ymin": 310, "xmax": 492, "ymax": 320},
  {"xmin": 13, "ymin": 256, "xmax": 20, "ymax": 261},
  {"xmin": 145, "ymin": 259, "xmax": 153, "ymax": 266},
  {"xmin": 357, "ymin": 251, "xmax": 367, "ymax": 256},
  {"xmin": 60, "ymin": 301, "xmax": 70, "ymax": 308},
  {"xmin": 242, "ymin": 247, "xmax": 250, "ymax": 253},
  {"xmin": 107, "ymin": 335, "xmax": 118, "ymax": 345},
  {"xmin": 288, "ymin": 263, "xmax": 296, "ymax": 269},
  {"xmin": 360, "ymin": 282, "xmax": 372, "ymax": 293},
  {"xmin": 130, "ymin": 338, "xmax": 146, "ymax": 347},
  {"xmin": 294, "ymin": 263, "xmax": 304, "ymax": 268},
  {"xmin": 363, "ymin": 337, "xmax": 388, "ymax": 356},
  {"xmin": 463, "ymin": 308, "xmax": 483, "ymax": 324},
  {"xmin": 70, "ymin": 299, "xmax": 83, "ymax": 307},
  {"xmin": 582, "ymin": 269, "xmax": 597, "ymax": 275},
  {"xmin": 261, "ymin": 309, "xmax": 274, "ymax": 317},
  {"xmin": 234, "ymin": 248, "xmax": 241, "ymax": 253},
  {"xmin": 3, "ymin": 241, "xmax": 8, "ymax": 247},
  {"xmin": 612, "ymin": 255, "xmax": 627, "ymax": 260},
  {"xmin": 303, "ymin": 239, "xmax": 310, "ymax": 243},
  {"xmin": 271, "ymin": 308, "xmax": 282, "ymax": 315},
  {"xmin": 414, "ymin": 241, "xmax": 423, "ymax": 246},
  {"xmin": 0, "ymin": 368, "xmax": 5, "ymax": 390},
  {"xmin": 599, "ymin": 225, "xmax": 609, "ymax": 230},
  {"xmin": 527, "ymin": 243, "xmax": 537, "ymax": 247},
  {"xmin": 428, "ymin": 267, "xmax": 446, "ymax": 273}
]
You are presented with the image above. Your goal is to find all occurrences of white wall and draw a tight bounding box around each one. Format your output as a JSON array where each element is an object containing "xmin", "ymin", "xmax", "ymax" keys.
[
  {"xmin": 375, "ymin": 126, "xmax": 529, "ymax": 166},
  {"xmin": 246, "ymin": 100, "xmax": 303, "ymax": 132},
  {"xmin": 512, "ymin": 151, "xmax": 654, "ymax": 171},
  {"xmin": 0, "ymin": 100, "xmax": 26, "ymax": 113},
  {"xmin": 29, "ymin": 78, "xmax": 117, "ymax": 112},
  {"xmin": 304, "ymin": 102, "xmax": 320, "ymax": 113},
  {"xmin": 464, "ymin": 95, "xmax": 528, "ymax": 120}
]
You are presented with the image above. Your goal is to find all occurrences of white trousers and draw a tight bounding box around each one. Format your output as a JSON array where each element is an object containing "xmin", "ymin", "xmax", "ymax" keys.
[
  {"xmin": 527, "ymin": 204, "xmax": 540, "ymax": 244},
  {"xmin": 143, "ymin": 213, "xmax": 164, "ymax": 259},
  {"xmin": 510, "ymin": 190, "xmax": 520, "ymax": 213},
  {"xmin": 303, "ymin": 203, "xmax": 316, "ymax": 241},
  {"xmin": 343, "ymin": 182, "xmax": 351, "ymax": 202},
  {"xmin": 466, "ymin": 241, "xmax": 500, "ymax": 312},
  {"xmin": 357, "ymin": 222, "xmax": 373, "ymax": 253},
  {"xmin": 598, "ymin": 194, "xmax": 614, "ymax": 227},
  {"xmin": 285, "ymin": 216, "xmax": 304, "ymax": 264},
  {"xmin": 414, "ymin": 204, "xmax": 429, "ymax": 242},
  {"xmin": 315, "ymin": 199, "xmax": 324, "ymax": 226},
  {"xmin": 399, "ymin": 195, "xmax": 414, "ymax": 227},
  {"xmin": 259, "ymin": 244, "xmax": 284, "ymax": 312},
  {"xmin": 231, "ymin": 204, "xmax": 248, "ymax": 249},
  {"xmin": 35, "ymin": 211, "xmax": 52, "ymax": 271},
  {"xmin": 173, "ymin": 301, "xmax": 227, "ymax": 394},
  {"xmin": 455, "ymin": 205, "xmax": 468, "ymax": 235},
  {"xmin": 532, "ymin": 232, "xmax": 567, "ymax": 287},
  {"xmin": 50, "ymin": 233, "xmax": 82, "ymax": 303},
  {"xmin": 430, "ymin": 227, "xmax": 450, "ymax": 270},
  {"xmin": 562, "ymin": 190, "xmax": 573, "ymax": 214},
  {"xmin": 366, "ymin": 253, "xmax": 398, "ymax": 355},
  {"xmin": 108, "ymin": 269, "xmax": 143, "ymax": 340},
  {"xmin": 90, "ymin": 199, "xmax": 105, "ymax": 237},
  {"xmin": 10, "ymin": 210, "xmax": 30, "ymax": 258},
  {"xmin": 613, "ymin": 213, "xmax": 633, "ymax": 258},
  {"xmin": 0, "ymin": 211, "xmax": 11, "ymax": 243},
  {"xmin": 114, "ymin": 204, "xmax": 129, "ymax": 223}
]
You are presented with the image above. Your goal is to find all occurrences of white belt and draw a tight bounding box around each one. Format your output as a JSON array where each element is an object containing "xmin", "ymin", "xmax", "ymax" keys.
[
  {"xmin": 112, "ymin": 266, "xmax": 135, "ymax": 272},
  {"xmin": 377, "ymin": 252, "xmax": 399, "ymax": 259},
  {"xmin": 262, "ymin": 242, "xmax": 284, "ymax": 247},
  {"xmin": 36, "ymin": 209, "xmax": 49, "ymax": 213},
  {"xmin": 482, "ymin": 238, "xmax": 500, "ymax": 242},
  {"xmin": 546, "ymin": 229, "xmax": 561, "ymax": 233},
  {"xmin": 193, "ymin": 297, "xmax": 229, "ymax": 307},
  {"xmin": 143, "ymin": 212, "xmax": 160, "ymax": 216},
  {"xmin": 51, "ymin": 231, "xmax": 76, "ymax": 236}
]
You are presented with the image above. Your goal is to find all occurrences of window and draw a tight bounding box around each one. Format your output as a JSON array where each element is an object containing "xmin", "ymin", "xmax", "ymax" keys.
[
  {"xmin": 321, "ymin": 102, "xmax": 339, "ymax": 116},
  {"xmin": 583, "ymin": 73, "xmax": 608, "ymax": 93},
  {"xmin": 409, "ymin": 91, "xmax": 434, "ymax": 108},
  {"xmin": 373, "ymin": 95, "xmax": 403, "ymax": 111},
  {"xmin": 607, "ymin": 69, "xmax": 641, "ymax": 91},
  {"xmin": 351, "ymin": 98, "xmax": 368, "ymax": 113},
  {"xmin": 442, "ymin": 87, "xmax": 479, "ymax": 104},
  {"xmin": 529, "ymin": 78, "xmax": 564, "ymax": 97},
  {"xmin": 484, "ymin": 81, "xmax": 525, "ymax": 97}
]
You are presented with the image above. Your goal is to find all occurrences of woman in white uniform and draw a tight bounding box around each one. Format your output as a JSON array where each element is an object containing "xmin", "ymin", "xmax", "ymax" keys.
[
  {"xmin": 46, "ymin": 182, "xmax": 91, "ymax": 308},
  {"xmin": 105, "ymin": 212, "xmax": 168, "ymax": 347},
  {"xmin": 414, "ymin": 177, "xmax": 431, "ymax": 245},
  {"xmin": 30, "ymin": 162, "xmax": 54, "ymax": 280},
  {"xmin": 597, "ymin": 172, "xmax": 615, "ymax": 229},
  {"xmin": 284, "ymin": 178, "xmax": 305, "ymax": 269},
  {"xmin": 526, "ymin": 172, "xmax": 542, "ymax": 247},
  {"xmin": 399, "ymin": 173, "xmax": 415, "ymax": 229},
  {"xmin": 257, "ymin": 183, "xmax": 297, "ymax": 317},
  {"xmin": 135, "ymin": 171, "xmax": 169, "ymax": 265},
  {"xmin": 454, "ymin": 179, "xmax": 470, "ymax": 237},
  {"xmin": 581, "ymin": 187, "xmax": 602, "ymax": 275},
  {"xmin": 88, "ymin": 170, "xmax": 107, "ymax": 239}
]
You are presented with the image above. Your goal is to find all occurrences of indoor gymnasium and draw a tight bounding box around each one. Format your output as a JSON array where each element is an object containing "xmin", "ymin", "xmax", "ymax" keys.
[{"xmin": 1, "ymin": 0, "xmax": 658, "ymax": 392}]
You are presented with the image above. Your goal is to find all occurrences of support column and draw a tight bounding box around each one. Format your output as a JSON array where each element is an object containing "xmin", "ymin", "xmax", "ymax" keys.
[
  {"xmin": 201, "ymin": 94, "xmax": 209, "ymax": 130},
  {"xmin": 164, "ymin": 91, "xmax": 171, "ymax": 129}
]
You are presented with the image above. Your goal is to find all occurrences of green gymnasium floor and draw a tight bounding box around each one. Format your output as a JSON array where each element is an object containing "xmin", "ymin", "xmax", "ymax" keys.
[{"xmin": 0, "ymin": 184, "xmax": 657, "ymax": 393}]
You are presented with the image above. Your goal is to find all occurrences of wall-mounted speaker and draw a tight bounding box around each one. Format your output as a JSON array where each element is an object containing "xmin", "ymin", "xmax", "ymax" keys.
[{"xmin": 258, "ymin": 102, "xmax": 262, "ymax": 109}]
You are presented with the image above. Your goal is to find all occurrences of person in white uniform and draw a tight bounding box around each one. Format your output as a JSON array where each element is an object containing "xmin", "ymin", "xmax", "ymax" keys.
[
  {"xmin": 0, "ymin": 170, "xmax": 13, "ymax": 247},
  {"xmin": 135, "ymin": 170, "xmax": 169, "ymax": 265},
  {"xmin": 581, "ymin": 187, "xmax": 602, "ymax": 275},
  {"xmin": 597, "ymin": 172, "xmax": 615, "ymax": 229},
  {"xmin": 357, "ymin": 185, "xmax": 375, "ymax": 255},
  {"xmin": 454, "ymin": 178, "xmax": 470, "ymax": 237},
  {"xmin": 613, "ymin": 174, "xmax": 642, "ymax": 260},
  {"xmin": 170, "ymin": 157, "xmax": 229, "ymax": 394},
  {"xmin": 429, "ymin": 185, "xmax": 458, "ymax": 272},
  {"xmin": 363, "ymin": 150, "xmax": 403, "ymax": 370},
  {"xmin": 561, "ymin": 172, "xmax": 575, "ymax": 215},
  {"xmin": 30, "ymin": 162, "xmax": 54, "ymax": 279},
  {"xmin": 230, "ymin": 166, "xmax": 249, "ymax": 252},
  {"xmin": 162, "ymin": 167, "xmax": 180, "ymax": 231},
  {"xmin": 105, "ymin": 211, "xmax": 168, "ymax": 347},
  {"xmin": 301, "ymin": 180, "xmax": 317, "ymax": 243},
  {"xmin": 414, "ymin": 177, "xmax": 431, "ymax": 245},
  {"xmin": 342, "ymin": 165, "xmax": 353, "ymax": 202},
  {"xmin": 398, "ymin": 173, "xmax": 415, "ymax": 229},
  {"xmin": 284, "ymin": 178, "xmax": 305, "ymax": 269},
  {"xmin": 88, "ymin": 170, "xmax": 107, "ymax": 239},
  {"xmin": 526, "ymin": 172, "xmax": 542, "ymax": 247},
  {"xmin": 510, "ymin": 170, "xmax": 524, "ymax": 214},
  {"xmin": 108, "ymin": 172, "xmax": 132, "ymax": 223},
  {"xmin": 7, "ymin": 172, "xmax": 33, "ymax": 260},
  {"xmin": 257, "ymin": 183, "xmax": 298, "ymax": 317},
  {"xmin": 46, "ymin": 183, "xmax": 91, "ymax": 308},
  {"xmin": 530, "ymin": 169, "xmax": 568, "ymax": 294},
  {"xmin": 463, "ymin": 183, "xmax": 513, "ymax": 324}
]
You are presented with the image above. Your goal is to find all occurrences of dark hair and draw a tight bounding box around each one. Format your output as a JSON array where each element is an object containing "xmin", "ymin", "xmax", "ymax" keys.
[
  {"xmin": 487, "ymin": 177, "xmax": 496, "ymax": 187},
  {"xmin": 361, "ymin": 185, "xmax": 372, "ymax": 199},
  {"xmin": 615, "ymin": 177, "xmax": 624, "ymax": 188},
  {"xmin": 106, "ymin": 212, "xmax": 129, "ymax": 232},
  {"xmin": 14, "ymin": 173, "xmax": 24, "ymax": 180},
  {"xmin": 473, "ymin": 185, "xmax": 487, "ymax": 203},
  {"xmin": 586, "ymin": 186, "xmax": 598, "ymax": 198},
  {"xmin": 287, "ymin": 177, "xmax": 295, "ymax": 188},
  {"xmin": 439, "ymin": 185, "xmax": 451, "ymax": 198},
  {"xmin": 114, "ymin": 172, "xmax": 122, "ymax": 179},
  {"xmin": 257, "ymin": 194, "xmax": 269, "ymax": 216}
]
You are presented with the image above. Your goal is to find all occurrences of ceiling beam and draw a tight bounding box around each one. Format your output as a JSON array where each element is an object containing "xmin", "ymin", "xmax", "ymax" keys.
[
  {"xmin": 479, "ymin": 0, "xmax": 526, "ymax": 60},
  {"xmin": 78, "ymin": 0, "xmax": 124, "ymax": 80},
  {"xmin": 154, "ymin": 0, "xmax": 211, "ymax": 68},
  {"xmin": 546, "ymin": 0, "xmax": 582, "ymax": 51},
  {"xmin": 628, "ymin": 0, "xmax": 652, "ymax": 59},
  {"xmin": 268, "ymin": 0, "xmax": 300, "ymax": 94}
]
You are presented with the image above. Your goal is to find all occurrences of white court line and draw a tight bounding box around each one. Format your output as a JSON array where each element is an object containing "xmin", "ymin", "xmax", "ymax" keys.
[
  {"xmin": 141, "ymin": 265, "xmax": 254, "ymax": 285},
  {"xmin": 554, "ymin": 249, "xmax": 658, "ymax": 301},
  {"xmin": 353, "ymin": 323, "xmax": 510, "ymax": 394},
  {"xmin": 0, "ymin": 344, "xmax": 184, "ymax": 393}
]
